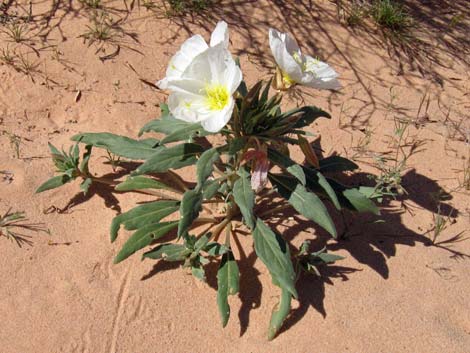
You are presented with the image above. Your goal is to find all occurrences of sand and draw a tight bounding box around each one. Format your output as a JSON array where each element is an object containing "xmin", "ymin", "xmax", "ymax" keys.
[{"xmin": 1, "ymin": 0, "xmax": 469, "ymax": 352}]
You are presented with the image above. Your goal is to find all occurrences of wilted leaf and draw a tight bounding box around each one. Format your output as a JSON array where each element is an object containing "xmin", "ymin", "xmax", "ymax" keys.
[{"xmin": 298, "ymin": 135, "xmax": 319, "ymax": 168}]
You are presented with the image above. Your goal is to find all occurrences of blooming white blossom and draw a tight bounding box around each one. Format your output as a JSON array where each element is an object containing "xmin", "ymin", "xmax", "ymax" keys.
[
  {"xmin": 165, "ymin": 42, "xmax": 242, "ymax": 132},
  {"xmin": 157, "ymin": 21, "xmax": 229, "ymax": 89},
  {"xmin": 269, "ymin": 28, "xmax": 340, "ymax": 90}
]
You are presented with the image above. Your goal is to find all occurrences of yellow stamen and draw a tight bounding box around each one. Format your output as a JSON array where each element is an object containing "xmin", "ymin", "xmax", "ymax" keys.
[
  {"xmin": 282, "ymin": 71, "xmax": 296, "ymax": 87},
  {"xmin": 205, "ymin": 84, "xmax": 229, "ymax": 111}
]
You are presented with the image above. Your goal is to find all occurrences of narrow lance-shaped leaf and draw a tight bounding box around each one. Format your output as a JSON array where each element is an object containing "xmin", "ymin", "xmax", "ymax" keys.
[
  {"xmin": 177, "ymin": 189, "xmax": 203, "ymax": 238},
  {"xmin": 143, "ymin": 243, "xmax": 191, "ymax": 261},
  {"xmin": 160, "ymin": 123, "xmax": 212, "ymax": 145},
  {"xmin": 115, "ymin": 176, "xmax": 174, "ymax": 192},
  {"xmin": 134, "ymin": 143, "xmax": 204, "ymax": 175},
  {"xmin": 318, "ymin": 155, "xmax": 358, "ymax": 173},
  {"xmin": 110, "ymin": 200, "xmax": 179, "ymax": 242},
  {"xmin": 139, "ymin": 104, "xmax": 192, "ymax": 136},
  {"xmin": 71, "ymin": 132, "xmax": 160, "ymax": 160},
  {"xmin": 196, "ymin": 148, "xmax": 220, "ymax": 189},
  {"xmin": 253, "ymin": 219, "xmax": 297, "ymax": 298},
  {"xmin": 269, "ymin": 174, "xmax": 337, "ymax": 238},
  {"xmin": 298, "ymin": 135, "xmax": 319, "ymax": 168},
  {"xmin": 80, "ymin": 177, "xmax": 92, "ymax": 195},
  {"xmin": 36, "ymin": 174, "xmax": 72, "ymax": 193},
  {"xmin": 233, "ymin": 168, "xmax": 255, "ymax": 229},
  {"xmin": 217, "ymin": 250, "xmax": 240, "ymax": 327},
  {"xmin": 268, "ymin": 288, "xmax": 292, "ymax": 340},
  {"xmin": 326, "ymin": 178, "xmax": 380, "ymax": 215},
  {"xmin": 343, "ymin": 188, "xmax": 380, "ymax": 215},
  {"xmin": 268, "ymin": 148, "xmax": 306, "ymax": 185},
  {"xmin": 283, "ymin": 106, "xmax": 331, "ymax": 129},
  {"xmin": 79, "ymin": 145, "xmax": 93, "ymax": 174},
  {"xmin": 114, "ymin": 221, "xmax": 178, "ymax": 264},
  {"xmin": 303, "ymin": 167, "xmax": 341, "ymax": 210}
]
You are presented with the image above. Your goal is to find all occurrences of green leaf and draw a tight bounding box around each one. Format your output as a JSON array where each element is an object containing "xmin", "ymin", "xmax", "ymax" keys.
[
  {"xmin": 177, "ymin": 189, "xmax": 203, "ymax": 238},
  {"xmin": 196, "ymin": 148, "xmax": 220, "ymax": 188},
  {"xmin": 110, "ymin": 200, "xmax": 179, "ymax": 242},
  {"xmin": 79, "ymin": 145, "xmax": 93, "ymax": 174},
  {"xmin": 48, "ymin": 142, "xmax": 61, "ymax": 156},
  {"xmin": 217, "ymin": 250, "xmax": 240, "ymax": 327},
  {"xmin": 314, "ymin": 251, "xmax": 344, "ymax": 264},
  {"xmin": 139, "ymin": 105, "xmax": 194, "ymax": 136},
  {"xmin": 268, "ymin": 148, "xmax": 306, "ymax": 185},
  {"xmin": 202, "ymin": 179, "xmax": 220, "ymax": 199},
  {"xmin": 71, "ymin": 133, "xmax": 160, "ymax": 160},
  {"xmin": 160, "ymin": 123, "xmax": 211, "ymax": 145},
  {"xmin": 233, "ymin": 169, "xmax": 255, "ymax": 229},
  {"xmin": 192, "ymin": 233, "xmax": 211, "ymax": 257},
  {"xmin": 134, "ymin": 143, "xmax": 204, "ymax": 175},
  {"xmin": 191, "ymin": 265, "xmax": 206, "ymax": 281},
  {"xmin": 143, "ymin": 243, "xmax": 191, "ymax": 261},
  {"xmin": 279, "ymin": 106, "xmax": 330, "ymax": 129},
  {"xmin": 204, "ymin": 242, "xmax": 229, "ymax": 256},
  {"xmin": 268, "ymin": 288, "xmax": 292, "ymax": 340},
  {"xmin": 253, "ymin": 219, "xmax": 297, "ymax": 298},
  {"xmin": 114, "ymin": 221, "xmax": 178, "ymax": 263},
  {"xmin": 319, "ymin": 156, "xmax": 358, "ymax": 173},
  {"xmin": 36, "ymin": 174, "xmax": 72, "ymax": 193},
  {"xmin": 269, "ymin": 174, "xmax": 337, "ymax": 238},
  {"xmin": 343, "ymin": 188, "xmax": 380, "ymax": 215},
  {"xmin": 303, "ymin": 167, "xmax": 341, "ymax": 210},
  {"xmin": 80, "ymin": 177, "xmax": 92, "ymax": 195},
  {"xmin": 225, "ymin": 137, "xmax": 246, "ymax": 155},
  {"xmin": 115, "ymin": 176, "xmax": 172, "ymax": 192}
]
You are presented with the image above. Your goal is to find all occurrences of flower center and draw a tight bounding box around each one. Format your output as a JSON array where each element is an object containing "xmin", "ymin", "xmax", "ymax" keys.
[
  {"xmin": 205, "ymin": 84, "xmax": 229, "ymax": 111},
  {"xmin": 282, "ymin": 71, "xmax": 296, "ymax": 87}
]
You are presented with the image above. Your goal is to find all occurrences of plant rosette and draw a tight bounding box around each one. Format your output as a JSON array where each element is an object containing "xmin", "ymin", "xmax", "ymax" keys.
[{"xmin": 37, "ymin": 21, "xmax": 381, "ymax": 340}]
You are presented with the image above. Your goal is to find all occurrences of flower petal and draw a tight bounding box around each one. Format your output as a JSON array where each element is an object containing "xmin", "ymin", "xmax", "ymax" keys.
[
  {"xmin": 302, "ymin": 56, "xmax": 341, "ymax": 89},
  {"xmin": 166, "ymin": 78, "xmax": 206, "ymax": 97},
  {"xmin": 182, "ymin": 42, "xmax": 233, "ymax": 85},
  {"xmin": 210, "ymin": 21, "xmax": 229, "ymax": 47},
  {"xmin": 223, "ymin": 57, "xmax": 242, "ymax": 94},
  {"xmin": 200, "ymin": 97, "xmax": 235, "ymax": 132},
  {"xmin": 168, "ymin": 92, "xmax": 200, "ymax": 123},
  {"xmin": 269, "ymin": 28, "xmax": 303, "ymax": 83},
  {"xmin": 158, "ymin": 34, "xmax": 208, "ymax": 89}
]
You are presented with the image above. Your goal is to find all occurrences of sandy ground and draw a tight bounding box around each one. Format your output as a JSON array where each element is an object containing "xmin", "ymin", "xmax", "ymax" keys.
[{"xmin": 1, "ymin": 1, "xmax": 469, "ymax": 352}]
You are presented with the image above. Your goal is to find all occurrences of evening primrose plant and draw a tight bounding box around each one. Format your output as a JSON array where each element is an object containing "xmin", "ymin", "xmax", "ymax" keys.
[{"xmin": 37, "ymin": 22, "xmax": 380, "ymax": 340}]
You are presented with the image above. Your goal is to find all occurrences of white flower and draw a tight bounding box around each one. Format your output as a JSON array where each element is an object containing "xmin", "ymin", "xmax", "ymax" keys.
[
  {"xmin": 165, "ymin": 43, "xmax": 242, "ymax": 132},
  {"xmin": 269, "ymin": 28, "xmax": 341, "ymax": 90},
  {"xmin": 157, "ymin": 21, "xmax": 229, "ymax": 89}
]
